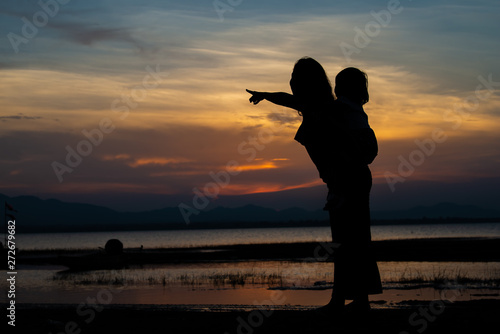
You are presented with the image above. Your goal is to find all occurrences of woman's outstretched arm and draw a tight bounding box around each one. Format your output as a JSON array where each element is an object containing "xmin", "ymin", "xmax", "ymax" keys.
[{"xmin": 246, "ymin": 89, "xmax": 301, "ymax": 111}]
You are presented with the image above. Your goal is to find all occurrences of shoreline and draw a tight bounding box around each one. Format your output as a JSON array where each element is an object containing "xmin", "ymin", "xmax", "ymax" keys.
[
  {"xmin": 12, "ymin": 217, "xmax": 500, "ymax": 234},
  {"xmin": 17, "ymin": 237, "xmax": 500, "ymax": 265}
]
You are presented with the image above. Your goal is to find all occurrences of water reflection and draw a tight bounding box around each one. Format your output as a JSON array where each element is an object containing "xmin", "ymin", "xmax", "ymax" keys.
[{"xmin": 14, "ymin": 223, "xmax": 500, "ymax": 251}]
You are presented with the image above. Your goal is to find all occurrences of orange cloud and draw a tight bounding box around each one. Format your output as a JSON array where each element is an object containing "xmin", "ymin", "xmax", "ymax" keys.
[
  {"xmin": 102, "ymin": 154, "xmax": 131, "ymax": 161},
  {"xmin": 236, "ymin": 161, "xmax": 279, "ymax": 172},
  {"xmin": 101, "ymin": 154, "xmax": 194, "ymax": 168},
  {"xmin": 234, "ymin": 158, "xmax": 292, "ymax": 173},
  {"xmin": 128, "ymin": 157, "xmax": 192, "ymax": 168},
  {"xmin": 221, "ymin": 179, "xmax": 324, "ymax": 196}
]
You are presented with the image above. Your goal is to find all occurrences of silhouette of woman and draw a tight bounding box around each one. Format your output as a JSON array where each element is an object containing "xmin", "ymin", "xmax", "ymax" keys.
[{"xmin": 247, "ymin": 58, "xmax": 382, "ymax": 315}]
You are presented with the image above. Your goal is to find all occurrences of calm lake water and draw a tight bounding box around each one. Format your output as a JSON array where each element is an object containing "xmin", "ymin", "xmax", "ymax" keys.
[
  {"xmin": 13, "ymin": 222, "xmax": 500, "ymax": 250},
  {"xmin": 2, "ymin": 223, "xmax": 499, "ymax": 306},
  {"xmin": 5, "ymin": 260, "xmax": 500, "ymax": 305}
]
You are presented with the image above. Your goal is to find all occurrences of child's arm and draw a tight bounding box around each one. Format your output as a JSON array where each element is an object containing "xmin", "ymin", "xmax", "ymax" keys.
[{"xmin": 246, "ymin": 89, "xmax": 301, "ymax": 111}]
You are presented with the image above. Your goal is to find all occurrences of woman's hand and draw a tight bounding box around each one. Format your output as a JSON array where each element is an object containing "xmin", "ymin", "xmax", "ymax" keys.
[
  {"xmin": 246, "ymin": 89, "xmax": 265, "ymax": 105},
  {"xmin": 246, "ymin": 90, "xmax": 299, "ymax": 111}
]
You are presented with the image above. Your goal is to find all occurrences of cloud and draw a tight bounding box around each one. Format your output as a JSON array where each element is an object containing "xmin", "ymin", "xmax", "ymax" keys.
[
  {"xmin": 127, "ymin": 157, "xmax": 193, "ymax": 168},
  {"xmin": 48, "ymin": 21, "xmax": 157, "ymax": 56},
  {"xmin": 0, "ymin": 0, "xmax": 498, "ymax": 212},
  {"xmin": 0, "ymin": 120, "xmax": 321, "ymax": 204},
  {"xmin": 0, "ymin": 113, "xmax": 42, "ymax": 121},
  {"xmin": 372, "ymin": 129, "xmax": 500, "ymax": 188}
]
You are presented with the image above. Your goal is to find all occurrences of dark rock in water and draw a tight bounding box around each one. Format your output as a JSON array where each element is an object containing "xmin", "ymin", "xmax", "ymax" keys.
[{"xmin": 105, "ymin": 239, "xmax": 123, "ymax": 255}]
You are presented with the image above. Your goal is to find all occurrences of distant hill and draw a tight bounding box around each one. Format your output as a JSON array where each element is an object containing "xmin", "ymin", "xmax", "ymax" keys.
[
  {"xmin": 371, "ymin": 202, "xmax": 500, "ymax": 220},
  {"xmin": 1, "ymin": 194, "xmax": 499, "ymax": 232}
]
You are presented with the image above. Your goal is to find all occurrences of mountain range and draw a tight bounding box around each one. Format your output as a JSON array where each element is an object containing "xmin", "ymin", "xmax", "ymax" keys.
[{"xmin": 1, "ymin": 193, "xmax": 499, "ymax": 233}]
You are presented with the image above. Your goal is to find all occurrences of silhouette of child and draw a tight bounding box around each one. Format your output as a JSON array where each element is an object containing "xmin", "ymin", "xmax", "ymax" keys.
[{"xmin": 325, "ymin": 67, "xmax": 382, "ymax": 314}]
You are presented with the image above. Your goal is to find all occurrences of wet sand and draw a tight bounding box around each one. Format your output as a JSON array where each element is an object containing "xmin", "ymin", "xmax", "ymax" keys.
[{"xmin": 10, "ymin": 300, "xmax": 500, "ymax": 334}]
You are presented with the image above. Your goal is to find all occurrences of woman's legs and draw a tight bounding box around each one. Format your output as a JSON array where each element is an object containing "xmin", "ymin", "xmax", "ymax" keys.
[{"xmin": 323, "ymin": 166, "xmax": 382, "ymax": 313}]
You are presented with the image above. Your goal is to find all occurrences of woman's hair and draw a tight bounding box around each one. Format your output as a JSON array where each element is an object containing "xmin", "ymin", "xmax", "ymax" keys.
[
  {"xmin": 290, "ymin": 57, "xmax": 334, "ymax": 109},
  {"xmin": 334, "ymin": 67, "xmax": 369, "ymax": 105}
]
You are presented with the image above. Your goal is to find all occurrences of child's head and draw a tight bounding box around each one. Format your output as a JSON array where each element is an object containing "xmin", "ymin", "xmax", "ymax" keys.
[
  {"xmin": 335, "ymin": 67, "xmax": 369, "ymax": 105},
  {"xmin": 290, "ymin": 57, "xmax": 333, "ymax": 102}
]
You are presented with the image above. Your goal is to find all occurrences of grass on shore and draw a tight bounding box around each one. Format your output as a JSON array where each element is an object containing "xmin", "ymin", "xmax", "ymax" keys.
[
  {"xmin": 394, "ymin": 267, "xmax": 500, "ymax": 287},
  {"xmin": 179, "ymin": 272, "xmax": 284, "ymax": 288},
  {"xmin": 52, "ymin": 267, "xmax": 500, "ymax": 289},
  {"xmin": 52, "ymin": 269, "xmax": 286, "ymax": 288}
]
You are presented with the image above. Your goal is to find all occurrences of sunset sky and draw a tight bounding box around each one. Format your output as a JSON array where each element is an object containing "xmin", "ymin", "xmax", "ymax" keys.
[{"xmin": 1, "ymin": 0, "xmax": 499, "ymax": 213}]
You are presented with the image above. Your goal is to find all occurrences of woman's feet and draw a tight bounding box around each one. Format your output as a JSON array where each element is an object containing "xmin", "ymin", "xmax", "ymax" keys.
[
  {"xmin": 344, "ymin": 299, "xmax": 371, "ymax": 315},
  {"xmin": 315, "ymin": 297, "xmax": 370, "ymax": 317},
  {"xmin": 314, "ymin": 297, "xmax": 345, "ymax": 316}
]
